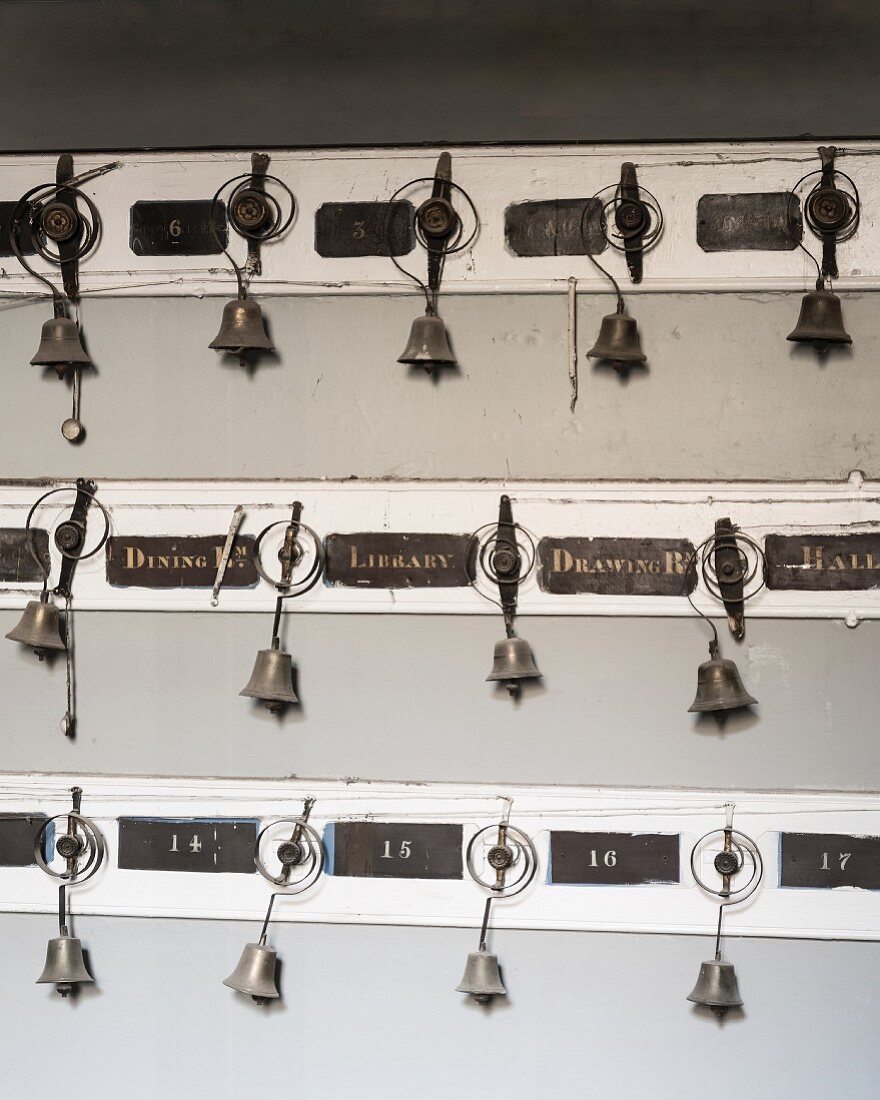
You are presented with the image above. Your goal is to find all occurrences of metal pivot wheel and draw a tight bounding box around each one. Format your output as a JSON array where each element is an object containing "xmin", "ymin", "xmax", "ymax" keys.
[
  {"xmin": 690, "ymin": 827, "xmax": 763, "ymax": 904},
  {"xmin": 255, "ymin": 817, "xmax": 325, "ymax": 891},
  {"xmin": 466, "ymin": 824, "xmax": 537, "ymax": 898},
  {"xmin": 252, "ymin": 517, "xmax": 324, "ymax": 598},
  {"xmin": 211, "ymin": 173, "xmax": 295, "ymax": 245},
  {"xmin": 24, "ymin": 482, "xmax": 111, "ymax": 583},
  {"xmin": 34, "ymin": 812, "xmax": 105, "ymax": 884}
]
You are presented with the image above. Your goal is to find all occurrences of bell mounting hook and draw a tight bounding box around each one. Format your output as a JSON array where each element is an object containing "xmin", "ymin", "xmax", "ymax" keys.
[
  {"xmin": 210, "ymin": 152, "xmax": 295, "ymax": 298},
  {"xmin": 22, "ymin": 480, "xmax": 111, "ymax": 737},
  {"xmin": 690, "ymin": 805, "xmax": 763, "ymax": 957},
  {"xmin": 589, "ymin": 163, "xmax": 664, "ymax": 286},
  {"xmin": 685, "ymin": 519, "xmax": 767, "ymax": 642},
  {"xmin": 794, "ymin": 147, "xmax": 861, "ymax": 282},
  {"xmin": 386, "ymin": 152, "xmax": 478, "ymax": 316}
]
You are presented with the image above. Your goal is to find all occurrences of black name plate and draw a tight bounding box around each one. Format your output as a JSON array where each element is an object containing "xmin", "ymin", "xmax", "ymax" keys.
[
  {"xmin": 0, "ymin": 201, "xmax": 35, "ymax": 257},
  {"xmin": 538, "ymin": 537, "xmax": 697, "ymax": 596},
  {"xmin": 329, "ymin": 822, "xmax": 463, "ymax": 880},
  {"xmin": 118, "ymin": 818, "xmax": 257, "ymax": 874},
  {"xmin": 766, "ymin": 533, "xmax": 880, "ymax": 591},
  {"xmin": 0, "ymin": 813, "xmax": 48, "ymax": 867},
  {"xmin": 0, "ymin": 527, "xmax": 50, "ymax": 584},
  {"xmin": 325, "ymin": 532, "xmax": 472, "ymax": 589},
  {"xmin": 779, "ymin": 832, "xmax": 880, "ymax": 890},
  {"xmin": 315, "ymin": 201, "xmax": 414, "ymax": 257},
  {"xmin": 505, "ymin": 198, "xmax": 606, "ymax": 257},
  {"xmin": 106, "ymin": 535, "xmax": 258, "ymax": 589},
  {"xmin": 550, "ymin": 831, "xmax": 680, "ymax": 886},
  {"xmin": 130, "ymin": 200, "xmax": 227, "ymax": 256},
  {"xmin": 697, "ymin": 192, "xmax": 801, "ymax": 252}
]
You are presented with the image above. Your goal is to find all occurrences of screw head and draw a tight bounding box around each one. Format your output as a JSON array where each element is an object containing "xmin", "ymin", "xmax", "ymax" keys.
[{"xmin": 487, "ymin": 844, "xmax": 514, "ymax": 870}]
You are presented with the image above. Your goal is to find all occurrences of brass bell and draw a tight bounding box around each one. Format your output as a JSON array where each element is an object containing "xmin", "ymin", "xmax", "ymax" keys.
[
  {"xmin": 240, "ymin": 645, "xmax": 298, "ymax": 713},
  {"xmin": 210, "ymin": 297, "xmax": 274, "ymax": 354},
  {"xmin": 223, "ymin": 942, "xmax": 280, "ymax": 1003},
  {"xmin": 687, "ymin": 959, "xmax": 743, "ymax": 1018},
  {"xmin": 787, "ymin": 287, "xmax": 851, "ymax": 352},
  {"xmin": 689, "ymin": 655, "xmax": 757, "ymax": 714},
  {"xmin": 36, "ymin": 934, "xmax": 93, "ymax": 997},
  {"xmin": 5, "ymin": 596, "xmax": 66, "ymax": 659},
  {"xmin": 397, "ymin": 312, "xmax": 456, "ymax": 371},
  {"xmin": 487, "ymin": 636, "xmax": 541, "ymax": 696},
  {"xmin": 31, "ymin": 316, "xmax": 93, "ymax": 378},
  {"xmin": 456, "ymin": 949, "xmax": 507, "ymax": 1005},
  {"xmin": 587, "ymin": 307, "xmax": 646, "ymax": 373}
]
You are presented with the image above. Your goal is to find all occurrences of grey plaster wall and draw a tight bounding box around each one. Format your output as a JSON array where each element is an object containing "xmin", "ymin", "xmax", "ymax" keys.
[
  {"xmin": 4, "ymin": 291, "xmax": 879, "ymax": 481},
  {"xmin": 0, "ymin": 914, "xmax": 876, "ymax": 1100},
  {"xmin": 1, "ymin": 1, "xmax": 880, "ymax": 148},
  {"xmin": 1, "ymin": 610, "xmax": 877, "ymax": 792}
]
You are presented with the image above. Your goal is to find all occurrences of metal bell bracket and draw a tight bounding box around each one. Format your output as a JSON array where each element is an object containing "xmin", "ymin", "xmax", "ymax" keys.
[
  {"xmin": 465, "ymin": 803, "xmax": 538, "ymax": 951},
  {"xmin": 468, "ymin": 495, "xmax": 537, "ymax": 635},
  {"xmin": 686, "ymin": 520, "xmax": 767, "ymax": 642},
  {"xmin": 10, "ymin": 156, "xmax": 119, "ymax": 306},
  {"xmin": 387, "ymin": 152, "xmax": 479, "ymax": 316},
  {"xmin": 33, "ymin": 787, "xmax": 106, "ymax": 939},
  {"xmin": 253, "ymin": 799, "xmax": 325, "ymax": 939},
  {"xmin": 210, "ymin": 155, "xmax": 295, "ymax": 294},
  {"xmin": 590, "ymin": 162, "xmax": 664, "ymax": 285},
  {"xmin": 795, "ymin": 147, "xmax": 861, "ymax": 281},
  {"xmin": 23, "ymin": 481, "xmax": 111, "ymax": 736},
  {"xmin": 690, "ymin": 805, "xmax": 764, "ymax": 962},
  {"xmin": 252, "ymin": 501, "xmax": 325, "ymax": 644}
]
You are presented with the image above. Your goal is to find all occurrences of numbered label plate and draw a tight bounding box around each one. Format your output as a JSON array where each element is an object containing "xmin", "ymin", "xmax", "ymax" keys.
[
  {"xmin": 129, "ymin": 200, "xmax": 227, "ymax": 256},
  {"xmin": 505, "ymin": 198, "xmax": 606, "ymax": 257},
  {"xmin": 0, "ymin": 813, "xmax": 48, "ymax": 867},
  {"xmin": 0, "ymin": 527, "xmax": 50, "ymax": 584},
  {"xmin": 549, "ymin": 831, "xmax": 680, "ymax": 885},
  {"xmin": 327, "ymin": 822, "xmax": 463, "ymax": 880},
  {"xmin": 696, "ymin": 192, "xmax": 802, "ymax": 251},
  {"xmin": 779, "ymin": 832, "xmax": 880, "ymax": 890},
  {"xmin": 314, "ymin": 201, "xmax": 414, "ymax": 257},
  {"xmin": 117, "ymin": 818, "xmax": 257, "ymax": 874},
  {"xmin": 0, "ymin": 201, "xmax": 35, "ymax": 257}
]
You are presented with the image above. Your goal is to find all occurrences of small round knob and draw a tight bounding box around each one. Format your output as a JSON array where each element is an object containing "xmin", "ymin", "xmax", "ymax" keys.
[
  {"xmin": 615, "ymin": 199, "xmax": 648, "ymax": 235},
  {"xmin": 417, "ymin": 197, "xmax": 457, "ymax": 238},
  {"xmin": 714, "ymin": 850, "xmax": 740, "ymax": 877},
  {"xmin": 231, "ymin": 190, "xmax": 270, "ymax": 232},
  {"xmin": 487, "ymin": 844, "xmax": 514, "ymax": 870},
  {"xmin": 56, "ymin": 833, "xmax": 84, "ymax": 860},
  {"xmin": 54, "ymin": 521, "xmax": 83, "ymax": 553},
  {"xmin": 40, "ymin": 202, "xmax": 79, "ymax": 242},
  {"xmin": 276, "ymin": 840, "xmax": 304, "ymax": 866}
]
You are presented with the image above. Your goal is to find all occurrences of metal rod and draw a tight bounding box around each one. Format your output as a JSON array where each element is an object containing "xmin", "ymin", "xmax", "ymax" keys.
[
  {"xmin": 478, "ymin": 896, "xmax": 493, "ymax": 950},
  {"xmin": 714, "ymin": 904, "xmax": 724, "ymax": 961},
  {"xmin": 258, "ymin": 893, "xmax": 278, "ymax": 945},
  {"xmin": 270, "ymin": 595, "xmax": 283, "ymax": 646},
  {"xmin": 58, "ymin": 883, "xmax": 67, "ymax": 937}
]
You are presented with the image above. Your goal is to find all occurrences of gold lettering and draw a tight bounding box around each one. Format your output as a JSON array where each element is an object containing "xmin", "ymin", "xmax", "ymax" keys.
[
  {"xmin": 664, "ymin": 550, "xmax": 686, "ymax": 575},
  {"xmin": 125, "ymin": 546, "xmax": 145, "ymax": 569},
  {"xmin": 552, "ymin": 548, "xmax": 573, "ymax": 573}
]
